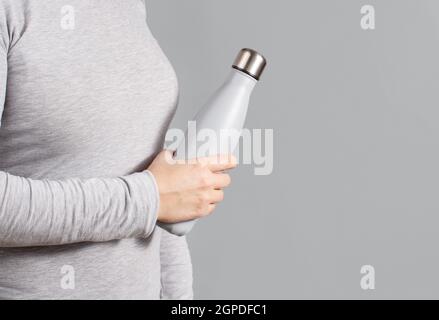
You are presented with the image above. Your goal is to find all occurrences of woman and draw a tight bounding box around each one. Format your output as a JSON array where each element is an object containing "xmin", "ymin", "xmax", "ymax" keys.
[{"xmin": 0, "ymin": 0, "xmax": 235, "ymax": 299}]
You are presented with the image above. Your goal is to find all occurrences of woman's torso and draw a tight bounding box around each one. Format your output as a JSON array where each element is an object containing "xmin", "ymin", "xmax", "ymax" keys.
[{"xmin": 0, "ymin": 0, "xmax": 178, "ymax": 299}]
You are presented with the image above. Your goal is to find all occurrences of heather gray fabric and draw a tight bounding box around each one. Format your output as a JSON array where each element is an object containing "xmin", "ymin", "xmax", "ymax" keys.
[{"xmin": 0, "ymin": 0, "xmax": 193, "ymax": 299}]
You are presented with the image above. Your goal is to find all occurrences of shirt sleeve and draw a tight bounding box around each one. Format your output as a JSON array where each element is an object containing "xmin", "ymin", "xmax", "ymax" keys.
[
  {"xmin": 0, "ymin": 33, "xmax": 159, "ymax": 248},
  {"xmin": 160, "ymin": 228, "xmax": 194, "ymax": 300}
]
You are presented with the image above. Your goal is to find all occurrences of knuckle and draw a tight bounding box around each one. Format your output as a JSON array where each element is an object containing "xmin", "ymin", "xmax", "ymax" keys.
[
  {"xmin": 199, "ymin": 172, "xmax": 212, "ymax": 187},
  {"xmin": 199, "ymin": 192, "xmax": 208, "ymax": 203},
  {"xmin": 200, "ymin": 177, "xmax": 209, "ymax": 187},
  {"xmin": 196, "ymin": 162, "xmax": 204, "ymax": 169},
  {"xmin": 192, "ymin": 162, "xmax": 203, "ymax": 172},
  {"xmin": 196, "ymin": 161, "xmax": 207, "ymax": 169}
]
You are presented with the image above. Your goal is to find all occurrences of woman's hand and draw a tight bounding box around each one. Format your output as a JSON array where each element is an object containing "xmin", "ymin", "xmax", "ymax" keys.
[{"xmin": 148, "ymin": 150, "xmax": 237, "ymax": 223}]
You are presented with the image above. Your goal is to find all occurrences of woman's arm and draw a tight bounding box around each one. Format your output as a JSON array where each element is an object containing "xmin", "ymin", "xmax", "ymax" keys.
[
  {"xmin": 0, "ymin": 171, "xmax": 160, "ymax": 247},
  {"xmin": 0, "ymin": 49, "xmax": 159, "ymax": 247},
  {"xmin": 0, "ymin": 15, "xmax": 235, "ymax": 248},
  {"xmin": 0, "ymin": 53, "xmax": 233, "ymax": 248},
  {"xmin": 160, "ymin": 229, "xmax": 194, "ymax": 300}
]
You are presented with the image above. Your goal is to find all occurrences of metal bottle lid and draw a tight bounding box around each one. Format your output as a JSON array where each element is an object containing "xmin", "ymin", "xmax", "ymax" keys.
[{"xmin": 232, "ymin": 48, "xmax": 267, "ymax": 81}]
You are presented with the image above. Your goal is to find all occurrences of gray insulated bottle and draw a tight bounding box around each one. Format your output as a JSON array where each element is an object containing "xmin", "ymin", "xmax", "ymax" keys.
[{"xmin": 158, "ymin": 48, "xmax": 267, "ymax": 236}]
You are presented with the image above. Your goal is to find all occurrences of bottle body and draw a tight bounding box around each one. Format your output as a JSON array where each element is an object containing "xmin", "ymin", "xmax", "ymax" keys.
[{"xmin": 158, "ymin": 69, "xmax": 257, "ymax": 236}]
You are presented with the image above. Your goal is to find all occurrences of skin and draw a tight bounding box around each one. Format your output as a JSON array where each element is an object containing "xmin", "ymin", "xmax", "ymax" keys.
[{"xmin": 148, "ymin": 150, "xmax": 237, "ymax": 223}]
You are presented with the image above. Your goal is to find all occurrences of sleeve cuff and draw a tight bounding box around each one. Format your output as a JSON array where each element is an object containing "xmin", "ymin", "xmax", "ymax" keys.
[{"xmin": 125, "ymin": 171, "xmax": 160, "ymax": 238}]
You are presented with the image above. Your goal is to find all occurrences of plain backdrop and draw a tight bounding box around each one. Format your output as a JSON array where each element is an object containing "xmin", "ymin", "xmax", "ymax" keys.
[{"xmin": 147, "ymin": 0, "xmax": 439, "ymax": 299}]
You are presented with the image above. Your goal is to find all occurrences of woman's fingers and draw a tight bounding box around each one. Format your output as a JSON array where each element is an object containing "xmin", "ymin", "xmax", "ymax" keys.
[
  {"xmin": 207, "ymin": 204, "xmax": 217, "ymax": 215},
  {"xmin": 212, "ymin": 173, "xmax": 231, "ymax": 189},
  {"xmin": 149, "ymin": 150, "xmax": 234, "ymax": 223},
  {"xmin": 209, "ymin": 189, "xmax": 224, "ymax": 204},
  {"xmin": 198, "ymin": 154, "xmax": 238, "ymax": 172}
]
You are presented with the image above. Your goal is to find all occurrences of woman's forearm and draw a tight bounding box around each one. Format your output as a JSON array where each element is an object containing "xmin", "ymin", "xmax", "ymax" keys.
[{"xmin": 0, "ymin": 170, "xmax": 159, "ymax": 247}]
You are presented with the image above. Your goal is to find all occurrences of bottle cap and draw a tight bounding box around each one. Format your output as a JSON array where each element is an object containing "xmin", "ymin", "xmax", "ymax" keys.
[{"xmin": 232, "ymin": 48, "xmax": 267, "ymax": 81}]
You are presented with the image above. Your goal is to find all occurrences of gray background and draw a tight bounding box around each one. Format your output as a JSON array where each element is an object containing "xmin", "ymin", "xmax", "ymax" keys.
[{"xmin": 147, "ymin": 0, "xmax": 439, "ymax": 299}]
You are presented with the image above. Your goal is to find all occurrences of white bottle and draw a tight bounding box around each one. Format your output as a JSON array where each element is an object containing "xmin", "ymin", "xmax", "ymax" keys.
[{"xmin": 158, "ymin": 48, "xmax": 267, "ymax": 236}]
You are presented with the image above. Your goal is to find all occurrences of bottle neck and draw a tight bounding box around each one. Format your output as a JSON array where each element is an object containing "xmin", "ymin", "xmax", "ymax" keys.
[{"xmin": 227, "ymin": 68, "xmax": 258, "ymax": 93}]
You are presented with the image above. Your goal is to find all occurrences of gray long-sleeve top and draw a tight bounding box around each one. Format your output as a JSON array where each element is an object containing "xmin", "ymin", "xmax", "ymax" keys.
[{"xmin": 0, "ymin": 0, "xmax": 193, "ymax": 299}]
